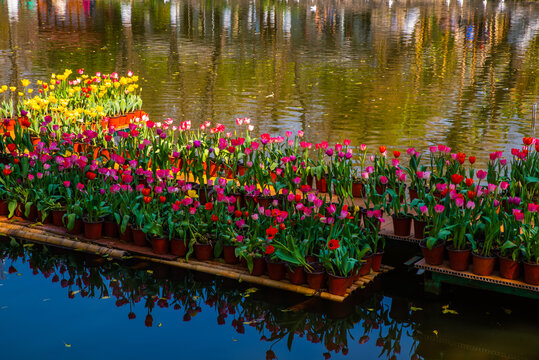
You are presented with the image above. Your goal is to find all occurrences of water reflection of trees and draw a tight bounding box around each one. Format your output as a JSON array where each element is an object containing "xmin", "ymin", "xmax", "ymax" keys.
[
  {"xmin": 0, "ymin": 238, "xmax": 421, "ymax": 359},
  {"xmin": 0, "ymin": 0, "xmax": 537, "ymax": 160}
]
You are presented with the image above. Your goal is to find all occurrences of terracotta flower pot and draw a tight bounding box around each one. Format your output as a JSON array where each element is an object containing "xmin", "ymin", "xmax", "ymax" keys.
[
  {"xmin": 223, "ymin": 245, "xmax": 239, "ymax": 264},
  {"xmin": 408, "ymin": 187, "xmax": 419, "ymax": 201},
  {"xmin": 66, "ymin": 218, "xmax": 84, "ymax": 235},
  {"xmin": 266, "ymin": 258, "xmax": 285, "ymax": 281},
  {"xmin": 420, "ymin": 241, "xmax": 445, "ymax": 265},
  {"xmin": 103, "ymin": 221, "xmax": 118, "ymax": 238},
  {"xmin": 83, "ymin": 218, "xmax": 103, "ymax": 240},
  {"xmin": 151, "ymin": 237, "xmax": 169, "ymax": 255},
  {"xmin": 249, "ymin": 257, "xmax": 266, "ymax": 276},
  {"xmin": 37, "ymin": 210, "xmax": 52, "ymax": 224},
  {"xmin": 358, "ymin": 254, "xmax": 373, "ymax": 276},
  {"xmin": 498, "ymin": 256, "xmax": 520, "ymax": 280},
  {"xmin": 0, "ymin": 200, "xmax": 8, "ymax": 216},
  {"xmin": 315, "ymin": 177, "xmax": 328, "ymax": 193},
  {"xmin": 194, "ymin": 243, "xmax": 213, "ymax": 261},
  {"xmin": 523, "ymin": 262, "xmax": 539, "ymax": 286},
  {"xmin": 132, "ymin": 228, "xmax": 148, "ymax": 246},
  {"xmin": 352, "ymin": 182, "xmax": 364, "ymax": 198},
  {"xmin": 287, "ymin": 265, "xmax": 305, "ymax": 285},
  {"xmin": 25, "ymin": 204, "xmax": 38, "ymax": 221},
  {"xmin": 170, "ymin": 238, "xmax": 187, "ymax": 257},
  {"xmin": 328, "ymin": 273, "xmax": 351, "ymax": 296},
  {"xmin": 305, "ymin": 263, "xmax": 325, "ymax": 290},
  {"xmin": 413, "ymin": 219, "xmax": 428, "ymax": 240},
  {"xmin": 118, "ymin": 224, "xmax": 132, "ymax": 242},
  {"xmin": 392, "ymin": 215, "xmax": 412, "ymax": 237},
  {"xmin": 472, "ymin": 253, "xmax": 496, "ymax": 276},
  {"xmin": 371, "ymin": 251, "xmax": 384, "ymax": 272},
  {"xmin": 52, "ymin": 209, "xmax": 67, "ymax": 227},
  {"xmin": 447, "ymin": 245, "xmax": 471, "ymax": 271}
]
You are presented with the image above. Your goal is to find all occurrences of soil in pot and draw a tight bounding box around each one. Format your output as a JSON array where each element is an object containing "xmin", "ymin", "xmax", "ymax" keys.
[
  {"xmin": 472, "ymin": 253, "xmax": 496, "ymax": 276},
  {"xmin": 305, "ymin": 262, "xmax": 325, "ymax": 290},
  {"xmin": 498, "ymin": 256, "xmax": 520, "ymax": 280},
  {"xmin": 83, "ymin": 218, "xmax": 103, "ymax": 240},
  {"xmin": 131, "ymin": 227, "xmax": 148, "ymax": 246},
  {"xmin": 392, "ymin": 215, "xmax": 412, "ymax": 237},
  {"xmin": 287, "ymin": 265, "xmax": 305, "ymax": 285},
  {"xmin": 266, "ymin": 258, "xmax": 285, "ymax": 281},
  {"xmin": 151, "ymin": 237, "xmax": 169, "ymax": 255},
  {"xmin": 194, "ymin": 243, "xmax": 213, "ymax": 261},
  {"xmin": 420, "ymin": 241, "xmax": 444, "ymax": 266},
  {"xmin": 328, "ymin": 273, "xmax": 351, "ymax": 296},
  {"xmin": 447, "ymin": 245, "xmax": 471, "ymax": 271},
  {"xmin": 170, "ymin": 238, "xmax": 187, "ymax": 257},
  {"xmin": 223, "ymin": 245, "xmax": 239, "ymax": 264}
]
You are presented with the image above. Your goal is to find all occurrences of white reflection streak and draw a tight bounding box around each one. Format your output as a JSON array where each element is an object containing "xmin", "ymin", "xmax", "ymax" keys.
[
  {"xmin": 55, "ymin": 0, "xmax": 67, "ymax": 21},
  {"xmin": 7, "ymin": 0, "xmax": 18, "ymax": 22},
  {"xmin": 121, "ymin": 2, "xmax": 132, "ymax": 27}
]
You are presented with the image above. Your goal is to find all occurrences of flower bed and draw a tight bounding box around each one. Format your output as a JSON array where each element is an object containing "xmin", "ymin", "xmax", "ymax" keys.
[{"xmin": 0, "ymin": 69, "xmax": 538, "ymax": 293}]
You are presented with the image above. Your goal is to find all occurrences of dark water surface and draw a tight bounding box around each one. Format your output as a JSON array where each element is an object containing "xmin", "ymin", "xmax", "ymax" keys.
[
  {"xmin": 0, "ymin": 0, "xmax": 538, "ymax": 163},
  {"xmin": 0, "ymin": 239, "xmax": 538, "ymax": 360}
]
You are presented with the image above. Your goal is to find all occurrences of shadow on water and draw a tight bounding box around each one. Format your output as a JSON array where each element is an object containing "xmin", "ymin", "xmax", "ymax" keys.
[{"xmin": 0, "ymin": 237, "xmax": 538, "ymax": 359}]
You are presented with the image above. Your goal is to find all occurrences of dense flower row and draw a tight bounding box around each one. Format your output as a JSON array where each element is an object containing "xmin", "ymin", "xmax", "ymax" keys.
[{"xmin": 0, "ymin": 70, "xmax": 538, "ymax": 289}]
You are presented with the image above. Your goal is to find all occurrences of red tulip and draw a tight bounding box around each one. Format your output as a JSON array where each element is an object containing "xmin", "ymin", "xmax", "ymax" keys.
[
  {"xmin": 265, "ymin": 245, "xmax": 275, "ymax": 254},
  {"xmin": 393, "ymin": 151, "xmax": 401, "ymax": 158},
  {"xmin": 379, "ymin": 146, "xmax": 386, "ymax": 153},
  {"xmin": 327, "ymin": 239, "xmax": 340, "ymax": 250},
  {"xmin": 143, "ymin": 196, "xmax": 151, "ymax": 204},
  {"xmin": 451, "ymin": 174, "xmax": 463, "ymax": 185},
  {"xmin": 469, "ymin": 156, "xmax": 476, "ymax": 164},
  {"xmin": 86, "ymin": 171, "xmax": 96, "ymax": 180},
  {"xmin": 465, "ymin": 178, "xmax": 473, "ymax": 187}
]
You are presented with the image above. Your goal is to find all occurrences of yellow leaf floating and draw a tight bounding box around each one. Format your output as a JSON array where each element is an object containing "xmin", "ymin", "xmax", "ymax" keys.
[
  {"xmin": 441, "ymin": 305, "xmax": 458, "ymax": 315},
  {"xmin": 158, "ymin": 322, "xmax": 163, "ymax": 327},
  {"xmin": 410, "ymin": 306, "xmax": 423, "ymax": 312},
  {"xmin": 101, "ymin": 296, "xmax": 110, "ymax": 300},
  {"xmin": 64, "ymin": 343, "xmax": 71, "ymax": 348},
  {"xmin": 433, "ymin": 330, "xmax": 438, "ymax": 336},
  {"xmin": 503, "ymin": 308, "xmax": 512, "ymax": 315}
]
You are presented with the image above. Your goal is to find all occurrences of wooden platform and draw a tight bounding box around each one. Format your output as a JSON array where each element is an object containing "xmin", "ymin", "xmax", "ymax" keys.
[
  {"xmin": 414, "ymin": 258, "xmax": 539, "ymax": 299},
  {"xmin": 0, "ymin": 217, "xmax": 393, "ymax": 302}
]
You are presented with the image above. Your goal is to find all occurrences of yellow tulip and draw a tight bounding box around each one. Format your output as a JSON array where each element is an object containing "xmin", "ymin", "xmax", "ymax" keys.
[
  {"xmin": 21, "ymin": 79, "xmax": 30, "ymax": 87},
  {"xmin": 9, "ymin": 86, "xmax": 16, "ymax": 92},
  {"xmin": 2, "ymin": 85, "xmax": 7, "ymax": 91},
  {"xmin": 27, "ymin": 89, "xmax": 33, "ymax": 94}
]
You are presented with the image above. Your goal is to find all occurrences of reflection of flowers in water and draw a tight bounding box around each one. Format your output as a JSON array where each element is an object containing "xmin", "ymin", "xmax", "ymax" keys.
[{"xmin": 1, "ymin": 239, "xmax": 422, "ymax": 359}]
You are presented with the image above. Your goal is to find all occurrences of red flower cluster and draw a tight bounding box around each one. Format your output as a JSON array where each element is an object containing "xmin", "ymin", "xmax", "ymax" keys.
[{"xmin": 327, "ymin": 239, "xmax": 340, "ymax": 250}]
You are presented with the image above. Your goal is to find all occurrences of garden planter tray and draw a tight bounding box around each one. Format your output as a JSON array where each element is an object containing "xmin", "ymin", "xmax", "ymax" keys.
[
  {"xmin": 0, "ymin": 216, "xmax": 393, "ymax": 302},
  {"xmin": 414, "ymin": 258, "xmax": 539, "ymax": 299}
]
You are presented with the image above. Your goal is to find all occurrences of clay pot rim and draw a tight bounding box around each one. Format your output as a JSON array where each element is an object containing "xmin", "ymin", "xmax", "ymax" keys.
[
  {"xmin": 391, "ymin": 213, "xmax": 414, "ymax": 220},
  {"xmin": 82, "ymin": 217, "xmax": 104, "ymax": 224},
  {"xmin": 524, "ymin": 261, "xmax": 539, "ymax": 267},
  {"xmin": 327, "ymin": 271, "xmax": 352, "ymax": 279},
  {"xmin": 498, "ymin": 255, "xmax": 519, "ymax": 262},
  {"xmin": 446, "ymin": 244, "xmax": 471, "ymax": 252},
  {"xmin": 419, "ymin": 239, "xmax": 445, "ymax": 249},
  {"xmin": 472, "ymin": 251, "xmax": 496, "ymax": 260},
  {"xmin": 265, "ymin": 256, "xmax": 285, "ymax": 265},
  {"xmin": 305, "ymin": 262, "xmax": 325, "ymax": 274}
]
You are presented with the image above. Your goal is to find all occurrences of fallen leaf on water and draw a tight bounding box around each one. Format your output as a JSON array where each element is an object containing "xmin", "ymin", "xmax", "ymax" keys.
[
  {"xmin": 64, "ymin": 342, "xmax": 71, "ymax": 348},
  {"xmin": 232, "ymin": 339, "xmax": 238, "ymax": 342},
  {"xmin": 410, "ymin": 306, "xmax": 423, "ymax": 312},
  {"xmin": 16, "ymin": 273, "xmax": 22, "ymax": 276},
  {"xmin": 146, "ymin": 270, "xmax": 153, "ymax": 274},
  {"xmin": 503, "ymin": 308, "xmax": 512, "ymax": 315},
  {"xmin": 158, "ymin": 322, "xmax": 162, "ymax": 327},
  {"xmin": 70, "ymin": 290, "xmax": 80, "ymax": 296},
  {"xmin": 101, "ymin": 296, "xmax": 110, "ymax": 300},
  {"xmin": 43, "ymin": 298, "xmax": 51, "ymax": 302},
  {"xmin": 1, "ymin": 306, "xmax": 7, "ymax": 309},
  {"xmin": 442, "ymin": 309, "xmax": 458, "ymax": 315},
  {"xmin": 367, "ymin": 308, "xmax": 374, "ymax": 311},
  {"xmin": 433, "ymin": 330, "xmax": 438, "ymax": 336}
]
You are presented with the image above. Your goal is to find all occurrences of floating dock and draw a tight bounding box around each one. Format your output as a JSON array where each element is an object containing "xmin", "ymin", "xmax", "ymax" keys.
[{"xmin": 0, "ymin": 217, "xmax": 392, "ymax": 302}]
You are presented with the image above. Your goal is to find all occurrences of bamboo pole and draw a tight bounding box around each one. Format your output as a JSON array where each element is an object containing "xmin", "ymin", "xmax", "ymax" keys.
[{"xmin": 0, "ymin": 221, "xmax": 126, "ymax": 258}]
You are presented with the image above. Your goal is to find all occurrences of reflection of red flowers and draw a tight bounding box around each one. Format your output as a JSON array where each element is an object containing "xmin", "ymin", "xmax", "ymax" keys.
[
  {"xmin": 451, "ymin": 174, "xmax": 463, "ymax": 185},
  {"xmin": 142, "ymin": 188, "xmax": 151, "ymax": 196},
  {"xmin": 128, "ymin": 312, "xmax": 136, "ymax": 320},
  {"xmin": 266, "ymin": 350, "xmax": 276, "ymax": 360},
  {"xmin": 8, "ymin": 265, "xmax": 16, "ymax": 274},
  {"xmin": 145, "ymin": 314, "xmax": 153, "ymax": 327},
  {"xmin": 86, "ymin": 171, "xmax": 96, "ymax": 180},
  {"xmin": 205, "ymin": 202, "xmax": 213, "ymax": 211},
  {"xmin": 327, "ymin": 239, "xmax": 340, "ymax": 250},
  {"xmin": 266, "ymin": 226, "xmax": 278, "ymax": 239},
  {"xmin": 143, "ymin": 196, "xmax": 151, "ymax": 204},
  {"xmin": 265, "ymin": 245, "xmax": 275, "ymax": 254}
]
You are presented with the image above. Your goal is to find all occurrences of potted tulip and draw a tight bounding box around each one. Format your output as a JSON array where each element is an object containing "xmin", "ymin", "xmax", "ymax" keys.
[
  {"xmin": 420, "ymin": 203, "xmax": 450, "ymax": 265},
  {"xmin": 520, "ymin": 223, "xmax": 539, "ymax": 285},
  {"xmin": 319, "ymin": 238, "xmax": 358, "ymax": 296}
]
